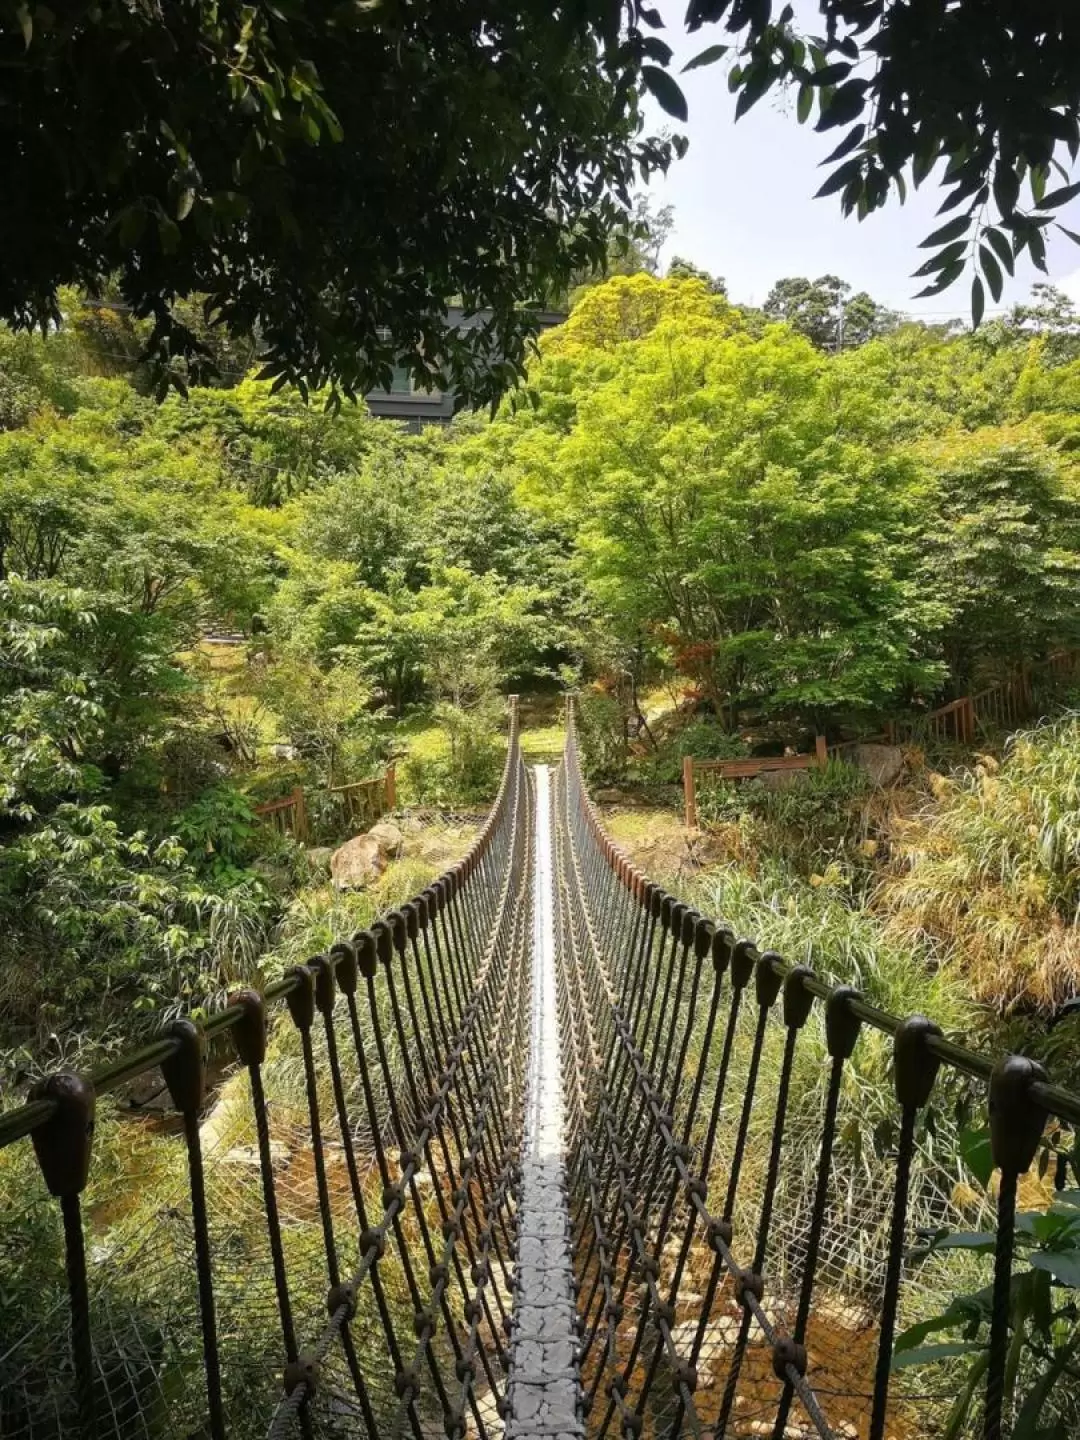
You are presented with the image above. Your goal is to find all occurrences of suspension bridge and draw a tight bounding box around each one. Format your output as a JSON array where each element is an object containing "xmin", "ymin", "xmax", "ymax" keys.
[{"xmin": 2, "ymin": 698, "xmax": 1079, "ymax": 1440}]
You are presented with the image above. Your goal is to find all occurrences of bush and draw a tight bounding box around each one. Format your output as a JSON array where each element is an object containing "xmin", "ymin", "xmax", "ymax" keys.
[
  {"xmin": 574, "ymin": 691, "xmax": 628, "ymax": 785},
  {"xmin": 697, "ymin": 759, "xmax": 872, "ymax": 874},
  {"xmin": 633, "ymin": 717, "xmax": 747, "ymax": 786},
  {"xmin": 402, "ymin": 703, "xmax": 504, "ymax": 806}
]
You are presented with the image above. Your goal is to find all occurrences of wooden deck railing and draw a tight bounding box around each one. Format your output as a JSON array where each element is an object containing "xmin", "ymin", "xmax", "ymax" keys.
[
  {"xmin": 252, "ymin": 763, "xmax": 396, "ymax": 843},
  {"xmin": 682, "ymin": 737, "xmax": 827, "ymax": 828}
]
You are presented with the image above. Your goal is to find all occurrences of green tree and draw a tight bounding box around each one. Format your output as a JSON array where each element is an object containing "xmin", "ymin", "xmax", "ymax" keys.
[
  {"xmin": 503, "ymin": 283, "xmax": 947, "ymax": 728},
  {"xmin": 764, "ymin": 275, "xmax": 897, "ymax": 350},
  {"xmin": 0, "ymin": 2, "xmax": 677, "ymax": 400},
  {"xmin": 917, "ymin": 431, "xmax": 1080, "ymax": 689},
  {"xmin": 666, "ymin": 256, "xmax": 727, "ymax": 294}
]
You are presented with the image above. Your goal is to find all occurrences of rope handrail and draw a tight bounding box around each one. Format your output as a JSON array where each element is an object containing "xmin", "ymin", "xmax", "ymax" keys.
[
  {"xmin": 1, "ymin": 698, "xmax": 529, "ymax": 1440},
  {"xmin": 561, "ymin": 693, "xmax": 1080, "ymax": 1440}
]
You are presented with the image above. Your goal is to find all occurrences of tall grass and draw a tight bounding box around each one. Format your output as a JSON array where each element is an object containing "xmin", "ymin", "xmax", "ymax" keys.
[{"xmin": 882, "ymin": 712, "xmax": 1080, "ymax": 1014}]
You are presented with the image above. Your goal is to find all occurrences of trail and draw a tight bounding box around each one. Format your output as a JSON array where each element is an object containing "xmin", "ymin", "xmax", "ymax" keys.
[{"xmin": 506, "ymin": 764, "xmax": 583, "ymax": 1440}]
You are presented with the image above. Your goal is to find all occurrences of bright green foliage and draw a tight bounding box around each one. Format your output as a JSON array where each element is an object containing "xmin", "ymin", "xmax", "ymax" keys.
[
  {"xmin": 895, "ymin": 1190, "xmax": 1080, "ymax": 1439},
  {"xmin": 498, "ymin": 290, "xmax": 947, "ymax": 727},
  {"xmin": 916, "ymin": 432, "xmax": 1080, "ymax": 689},
  {"xmin": 479, "ymin": 274, "xmax": 1080, "ymax": 736}
]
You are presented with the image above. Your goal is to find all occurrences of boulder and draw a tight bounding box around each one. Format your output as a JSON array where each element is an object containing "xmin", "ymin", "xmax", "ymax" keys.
[
  {"xmin": 367, "ymin": 820, "xmax": 404, "ymax": 860},
  {"xmin": 305, "ymin": 846, "xmax": 334, "ymax": 874},
  {"xmin": 852, "ymin": 743, "xmax": 904, "ymax": 788},
  {"xmin": 330, "ymin": 834, "xmax": 384, "ymax": 889}
]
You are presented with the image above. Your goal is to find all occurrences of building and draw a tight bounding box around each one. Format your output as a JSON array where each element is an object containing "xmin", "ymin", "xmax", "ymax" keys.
[{"xmin": 364, "ymin": 306, "xmax": 565, "ymax": 428}]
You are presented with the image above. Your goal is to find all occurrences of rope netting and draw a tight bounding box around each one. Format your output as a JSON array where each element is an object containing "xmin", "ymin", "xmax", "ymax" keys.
[
  {"xmin": 555, "ymin": 702, "xmax": 1080, "ymax": 1440},
  {"xmin": 1, "ymin": 704, "xmax": 532, "ymax": 1440}
]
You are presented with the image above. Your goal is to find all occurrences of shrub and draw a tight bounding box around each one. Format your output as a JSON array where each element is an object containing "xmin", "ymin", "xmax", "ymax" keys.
[
  {"xmin": 697, "ymin": 759, "xmax": 872, "ymax": 875},
  {"xmin": 633, "ymin": 717, "xmax": 747, "ymax": 786}
]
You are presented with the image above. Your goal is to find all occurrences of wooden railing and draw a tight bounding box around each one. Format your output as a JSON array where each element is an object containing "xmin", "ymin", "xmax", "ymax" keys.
[
  {"xmin": 252, "ymin": 763, "xmax": 396, "ymax": 843},
  {"xmin": 328, "ymin": 766, "xmax": 397, "ymax": 830},
  {"xmin": 887, "ymin": 648, "xmax": 1080, "ymax": 747},
  {"xmin": 680, "ymin": 649, "xmax": 1080, "ymax": 829},
  {"xmin": 682, "ymin": 737, "xmax": 827, "ymax": 828}
]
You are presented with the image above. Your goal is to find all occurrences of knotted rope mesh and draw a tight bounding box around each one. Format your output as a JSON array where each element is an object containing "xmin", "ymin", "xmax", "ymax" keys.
[
  {"xmin": 1, "ymin": 706, "xmax": 532, "ymax": 1440},
  {"xmin": 554, "ymin": 706, "xmax": 1080, "ymax": 1440}
]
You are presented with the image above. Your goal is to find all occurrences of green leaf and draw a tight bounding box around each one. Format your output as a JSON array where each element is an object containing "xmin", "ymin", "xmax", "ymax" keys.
[
  {"xmin": 914, "ymin": 259, "xmax": 964, "ymax": 297},
  {"xmin": 809, "ymin": 62, "xmax": 852, "ymax": 87},
  {"xmin": 1058, "ymin": 223, "xmax": 1080, "ymax": 246},
  {"xmin": 919, "ymin": 214, "xmax": 973, "ymax": 248},
  {"xmin": 1040, "ymin": 180, "xmax": 1080, "ymax": 209},
  {"xmin": 642, "ymin": 66, "xmax": 688, "ymax": 123},
  {"xmin": 971, "ymin": 274, "xmax": 985, "ymax": 327},
  {"xmin": 1029, "ymin": 1251, "xmax": 1080, "ymax": 1288},
  {"xmin": 824, "ymin": 124, "xmax": 866, "ymax": 165},
  {"xmin": 892, "ymin": 1341, "xmax": 984, "ymax": 1371},
  {"xmin": 912, "ymin": 240, "xmax": 967, "ymax": 277},
  {"xmin": 979, "ymin": 245, "xmax": 1003, "ymax": 301},
  {"xmin": 176, "ymin": 188, "xmax": 196, "ymax": 222},
  {"xmin": 985, "ymin": 226, "xmax": 1016, "ymax": 275},
  {"xmin": 797, "ymin": 83, "xmax": 813, "ymax": 124},
  {"xmin": 960, "ymin": 1126, "xmax": 994, "ymax": 1187},
  {"xmin": 682, "ymin": 44, "xmax": 728, "ymax": 73},
  {"xmin": 16, "ymin": 2, "xmax": 32, "ymax": 47}
]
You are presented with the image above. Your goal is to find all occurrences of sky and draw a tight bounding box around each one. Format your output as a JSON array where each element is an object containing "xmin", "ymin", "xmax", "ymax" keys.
[{"xmin": 641, "ymin": 3, "xmax": 1080, "ymax": 320}]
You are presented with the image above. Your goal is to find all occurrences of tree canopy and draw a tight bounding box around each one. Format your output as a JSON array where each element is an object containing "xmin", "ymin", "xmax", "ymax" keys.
[{"xmin": 0, "ymin": 1, "xmax": 677, "ymax": 401}]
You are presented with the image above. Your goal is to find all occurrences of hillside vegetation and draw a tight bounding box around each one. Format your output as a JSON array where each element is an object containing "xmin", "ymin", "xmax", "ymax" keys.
[{"xmin": 3, "ymin": 275, "xmax": 1080, "ymax": 1079}]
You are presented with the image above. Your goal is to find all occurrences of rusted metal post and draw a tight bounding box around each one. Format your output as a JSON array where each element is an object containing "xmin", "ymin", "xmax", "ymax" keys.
[
  {"xmin": 814, "ymin": 735, "xmax": 827, "ymax": 766},
  {"xmin": 385, "ymin": 762, "xmax": 397, "ymax": 813},
  {"xmin": 683, "ymin": 755, "xmax": 698, "ymax": 830}
]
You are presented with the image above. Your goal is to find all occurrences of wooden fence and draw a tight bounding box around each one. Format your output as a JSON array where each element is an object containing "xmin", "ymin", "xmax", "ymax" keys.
[
  {"xmin": 886, "ymin": 648, "xmax": 1080, "ymax": 747},
  {"xmin": 680, "ymin": 648, "xmax": 1080, "ymax": 829},
  {"xmin": 253, "ymin": 763, "xmax": 396, "ymax": 844},
  {"xmin": 682, "ymin": 737, "xmax": 827, "ymax": 829}
]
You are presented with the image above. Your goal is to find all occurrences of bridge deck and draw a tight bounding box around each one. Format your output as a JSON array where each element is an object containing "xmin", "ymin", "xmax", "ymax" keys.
[{"xmin": 507, "ymin": 764, "xmax": 583, "ymax": 1440}]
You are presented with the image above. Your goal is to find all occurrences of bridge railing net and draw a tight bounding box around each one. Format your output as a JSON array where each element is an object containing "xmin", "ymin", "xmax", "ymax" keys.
[
  {"xmin": 0, "ymin": 702, "xmax": 533, "ymax": 1440},
  {"xmin": 555, "ymin": 702, "xmax": 1080, "ymax": 1440}
]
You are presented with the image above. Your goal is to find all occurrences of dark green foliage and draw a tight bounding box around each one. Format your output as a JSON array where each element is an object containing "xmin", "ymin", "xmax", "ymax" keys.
[
  {"xmin": 763, "ymin": 274, "xmax": 898, "ymax": 350},
  {"xmin": 0, "ymin": 2, "xmax": 676, "ymax": 401}
]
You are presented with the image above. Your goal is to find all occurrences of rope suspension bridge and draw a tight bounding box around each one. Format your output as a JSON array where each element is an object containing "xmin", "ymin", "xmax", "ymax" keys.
[{"xmin": 2, "ymin": 699, "xmax": 1079, "ymax": 1440}]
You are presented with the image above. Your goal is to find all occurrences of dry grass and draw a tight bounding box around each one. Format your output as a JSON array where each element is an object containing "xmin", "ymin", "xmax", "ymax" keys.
[{"xmin": 879, "ymin": 717, "xmax": 1080, "ymax": 1013}]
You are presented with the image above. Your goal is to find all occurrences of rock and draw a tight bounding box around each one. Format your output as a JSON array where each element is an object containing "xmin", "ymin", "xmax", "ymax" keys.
[
  {"xmin": 852, "ymin": 743, "xmax": 904, "ymax": 787},
  {"xmin": 367, "ymin": 819, "xmax": 404, "ymax": 859},
  {"xmin": 272, "ymin": 743, "xmax": 299, "ymax": 760},
  {"xmin": 305, "ymin": 846, "xmax": 334, "ymax": 874},
  {"xmin": 330, "ymin": 834, "xmax": 385, "ymax": 889}
]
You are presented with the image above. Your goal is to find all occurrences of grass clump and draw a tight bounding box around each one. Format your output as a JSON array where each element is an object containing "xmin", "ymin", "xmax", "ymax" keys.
[{"xmin": 881, "ymin": 712, "xmax": 1080, "ymax": 1014}]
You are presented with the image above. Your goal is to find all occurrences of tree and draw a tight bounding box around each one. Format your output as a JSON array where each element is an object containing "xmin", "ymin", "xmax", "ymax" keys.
[
  {"xmin": 764, "ymin": 275, "xmax": 897, "ymax": 350},
  {"xmin": 502, "ymin": 280, "xmax": 947, "ymax": 728},
  {"xmin": 0, "ymin": 3, "xmax": 678, "ymax": 402},
  {"xmin": 667, "ymin": 256, "xmax": 727, "ymax": 294},
  {"xmin": 682, "ymin": 3, "xmax": 1080, "ymax": 318}
]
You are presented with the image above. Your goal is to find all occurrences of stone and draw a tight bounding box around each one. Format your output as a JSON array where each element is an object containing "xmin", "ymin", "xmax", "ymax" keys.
[
  {"xmin": 367, "ymin": 819, "xmax": 404, "ymax": 859},
  {"xmin": 852, "ymin": 743, "xmax": 904, "ymax": 787},
  {"xmin": 304, "ymin": 846, "xmax": 334, "ymax": 874},
  {"xmin": 330, "ymin": 834, "xmax": 384, "ymax": 889}
]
